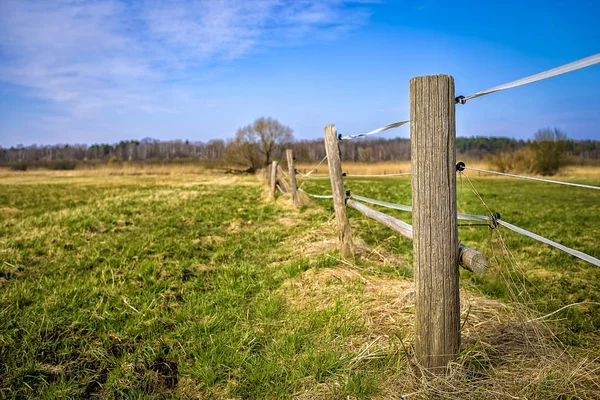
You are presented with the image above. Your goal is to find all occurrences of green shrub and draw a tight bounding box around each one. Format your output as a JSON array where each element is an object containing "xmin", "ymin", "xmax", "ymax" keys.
[
  {"xmin": 529, "ymin": 128, "xmax": 569, "ymax": 176},
  {"xmin": 488, "ymin": 128, "xmax": 570, "ymax": 176},
  {"xmin": 46, "ymin": 160, "xmax": 77, "ymax": 170}
]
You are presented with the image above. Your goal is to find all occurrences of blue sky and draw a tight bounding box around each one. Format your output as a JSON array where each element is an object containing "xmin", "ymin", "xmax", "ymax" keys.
[{"xmin": 0, "ymin": 0, "xmax": 599, "ymax": 147}]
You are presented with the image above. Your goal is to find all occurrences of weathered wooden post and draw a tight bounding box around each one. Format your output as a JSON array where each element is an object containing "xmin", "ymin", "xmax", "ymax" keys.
[
  {"xmin": 286, "ymin": 149, "xmax": 299, "ymax": 207},
  {"xmin": 410, "ymin": 75, "xmax": 460, "ymax": 371},
  {"xmin": 270, "ymin": 160, "xmax": 278, "ymax": 200},
  {"xmin": 324, "ymin": 125, "xmax": 354, "ymax": 258}
]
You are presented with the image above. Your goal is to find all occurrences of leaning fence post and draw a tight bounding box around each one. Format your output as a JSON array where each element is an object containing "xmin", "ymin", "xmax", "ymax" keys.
[
  {"xmin": 410, "ymin": 74, "xmax": 460, "ymax": 371},
  {"xmin": 270, "ymin": 160, "xmax": 278, "ymax": 200},
  {"xmin": 324, "ymin": 124, "xmax": 354, "ymax": 258},
  {"xmin": 286, "ymin": 149, "xmax": 299, "ymax": 207}
]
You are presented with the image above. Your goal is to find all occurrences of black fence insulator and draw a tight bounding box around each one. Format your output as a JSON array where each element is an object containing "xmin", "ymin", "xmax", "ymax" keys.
[
  {"xmin": 456, "ymin": 161, "xmax": 466, "ymax": 172},
  {"xmin": 491, "ymin": 212, "xmax": 501, "ymax": 228}
]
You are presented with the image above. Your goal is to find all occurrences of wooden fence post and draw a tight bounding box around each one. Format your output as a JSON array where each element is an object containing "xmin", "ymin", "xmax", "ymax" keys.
[
  {"xmin": 270, "ymin": 161, "xmax": 278, "ymax": 200},
  {"xmin": 324, "ymin": 125, "xmax": 354, "ymax": 258},
  {"xmin": 410, "ymin": 74, "xmax": 460, "ymax": 371},
  {"xmin": 286, "ymin": 149, "xmax": 299, "ymax": 207}
]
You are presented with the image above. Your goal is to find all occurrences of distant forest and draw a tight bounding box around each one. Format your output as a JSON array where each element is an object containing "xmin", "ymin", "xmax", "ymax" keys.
[{"xmin": 1, "ymin": 136, "xmax": 599, "ymax": 168}]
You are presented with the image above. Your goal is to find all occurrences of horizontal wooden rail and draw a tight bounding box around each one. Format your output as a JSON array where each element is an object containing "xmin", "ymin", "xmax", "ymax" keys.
[{"xmin": 347, "ymin": 199, "xmax": 489, "ymax": 274}]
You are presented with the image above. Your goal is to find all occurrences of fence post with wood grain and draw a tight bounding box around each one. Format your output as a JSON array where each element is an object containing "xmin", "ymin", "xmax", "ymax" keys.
[
  {"xmin": 410, "ymin": 74, "xmax": 460, "ymax": 371},
  {"xmin": 286, "ymin": 149, "xmax": 299, "ymax": 208},
  {"xmin": 324, "ymin": 124, "xmax": 354, "ymax": 259},
  {"xmin": 270, "ymin": 161, "xmax": 278, "ymax": 200}
]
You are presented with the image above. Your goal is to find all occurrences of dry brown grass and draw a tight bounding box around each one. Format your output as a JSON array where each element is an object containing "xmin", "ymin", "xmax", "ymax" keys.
[
  {"xmin": 279, "ymin": 263, "xmax": 600, "ymax": 399},
  {"xmin": 3, "ymin": 159, "xmax": 598, "ymax": 181},
  {"xmin": 279, "ymin": 213, "xmax": 600, "ymax": 399},
  {"xmin": 558, "ymin": 165, "xmax": 600, "ymax": 179},
  {"xmin": 294, "ymin": 160, "xmax": 600, "ymax": 179},
  {"xmin": 295, "ymin": 161, "xmax": 414, "ymax": 176},
  {"xmin": 294, "ymin": 160, "xmax": 491, "ymax": 177},
  {"xmin": 0, "ymin": 170, "xmax": 257, "ymax": 188},
  {"xmin": 0, "ymin": 163, "xmax": 212, "ymax": 176}
]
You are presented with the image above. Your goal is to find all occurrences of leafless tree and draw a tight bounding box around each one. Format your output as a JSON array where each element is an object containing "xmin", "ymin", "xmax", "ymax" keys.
[
  {"xmin": 225, "ymin": 117, "xmax": 294, "ymax": 171},
  {"xmin": 253, "ymin": 117, "xmax": 293, "ymax": 166}
]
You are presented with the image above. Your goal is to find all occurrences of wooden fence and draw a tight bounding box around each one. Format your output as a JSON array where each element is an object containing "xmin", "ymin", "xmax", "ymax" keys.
[
  {"xmin": 263, "ymin": 54, "xmax": 600, "ymax": 373},
  {"xmin": 261, "ymin": 74, "xmax": 490, "ymax": 372}
]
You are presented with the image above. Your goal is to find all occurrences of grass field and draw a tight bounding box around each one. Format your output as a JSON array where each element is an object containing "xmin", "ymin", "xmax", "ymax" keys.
[
  {"xmin": 299, "ymin": 173, "xmax": 600, "ymax": 335},
  {"xmin": 1, "ymin": 169, "xmax": 599, "ymax": 399}
]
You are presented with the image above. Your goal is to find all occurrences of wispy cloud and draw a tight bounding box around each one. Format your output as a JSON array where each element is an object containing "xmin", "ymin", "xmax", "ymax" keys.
[{"xmin": 0, "ymin": 0, "xmax": 372, "ymax": 122}]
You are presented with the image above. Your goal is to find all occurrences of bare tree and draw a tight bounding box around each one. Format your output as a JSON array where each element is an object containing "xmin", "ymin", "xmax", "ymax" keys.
[
  {"xmin": 225, "ymin": 126, "xmax": 263, "ymax": 172},
  {"xmin": 534, "ymin": 127, "xmax": 568, "ymax": 142},
  {"xmin": 225, "ymin": 117, "xmax": 293, "ymax": 171},
  {"xmin": 252, "ymin": 117, "xmax": 293, "ymax": 166}
]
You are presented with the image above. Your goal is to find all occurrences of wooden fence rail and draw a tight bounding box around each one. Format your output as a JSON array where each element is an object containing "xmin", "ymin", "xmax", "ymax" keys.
[{"xmin": 347, "ymin": 199, "xmax": 490, "ymax": 274}]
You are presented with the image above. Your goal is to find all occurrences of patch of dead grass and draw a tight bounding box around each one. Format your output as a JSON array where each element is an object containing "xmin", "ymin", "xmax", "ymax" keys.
[
  {"xmin": 0, "ymin": 207, "xmax": 22, "ymax": 215},
  {"xmin": 281, "ymin": 266, "xmax": 600, "ymax": 399},
  {"xmin": 275, "ymin": 209, "xmax": 600, "ymax": 399},
  {"xmin": 285, "ymin": 216, "xmax": 407, "ymax": 268},
  {"xmin": 291, "ymin": 161, "xmax": 600, "ymax": 180}
]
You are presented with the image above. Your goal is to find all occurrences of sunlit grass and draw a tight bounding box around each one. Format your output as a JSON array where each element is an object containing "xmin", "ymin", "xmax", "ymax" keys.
[
  {"xmin": 300, "ymin": 172, "xmax": 600, "ymax": 343},
  {"xmin": 1, "ymin": 170, "xmax": 599, "ymax": 398}
]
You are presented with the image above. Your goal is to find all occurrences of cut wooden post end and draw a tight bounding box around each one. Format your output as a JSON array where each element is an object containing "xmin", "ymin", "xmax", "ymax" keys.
[{"xmin": 459, "ymin": 245, "xmax": 490, "ymax": 274}]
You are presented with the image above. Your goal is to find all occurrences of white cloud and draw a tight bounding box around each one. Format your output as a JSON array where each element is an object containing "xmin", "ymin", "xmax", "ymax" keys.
[{"xmin": 0, "ymin": 0, "xmax": 373, "ymax": 122}]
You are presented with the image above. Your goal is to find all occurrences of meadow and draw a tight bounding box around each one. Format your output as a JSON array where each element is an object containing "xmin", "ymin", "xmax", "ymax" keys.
[{"xmin": 0, "ymin": 167, "xmax": 599, "ymax": 399}]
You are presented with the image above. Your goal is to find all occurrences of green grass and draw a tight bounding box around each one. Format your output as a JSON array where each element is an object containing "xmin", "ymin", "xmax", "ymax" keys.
[
  {"xmin": 0, "ymin": 175, "xmax": 393, "ymax": 398},
  {"xmin": 301, "ymin": 174, "xmax": 600, "ymax": 344},
  {"xmin": 1, "ymin": 172, "xmax": 599, "ymax": 398}
]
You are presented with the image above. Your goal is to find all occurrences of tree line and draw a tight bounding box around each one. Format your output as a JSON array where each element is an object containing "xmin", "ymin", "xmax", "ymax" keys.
[{"xmin": 2, "ymin": 117, "xmax": 599, "ymax": 175}]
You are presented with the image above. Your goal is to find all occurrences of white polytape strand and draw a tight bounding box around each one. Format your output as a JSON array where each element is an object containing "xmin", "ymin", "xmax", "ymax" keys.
[
  {"xmin": 339, "ymin": 120, "xmax": 409, "ymax": 140},
  {"xmin": 459, "ymin": 53, "xmax": 600, "ymax": 103}
]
